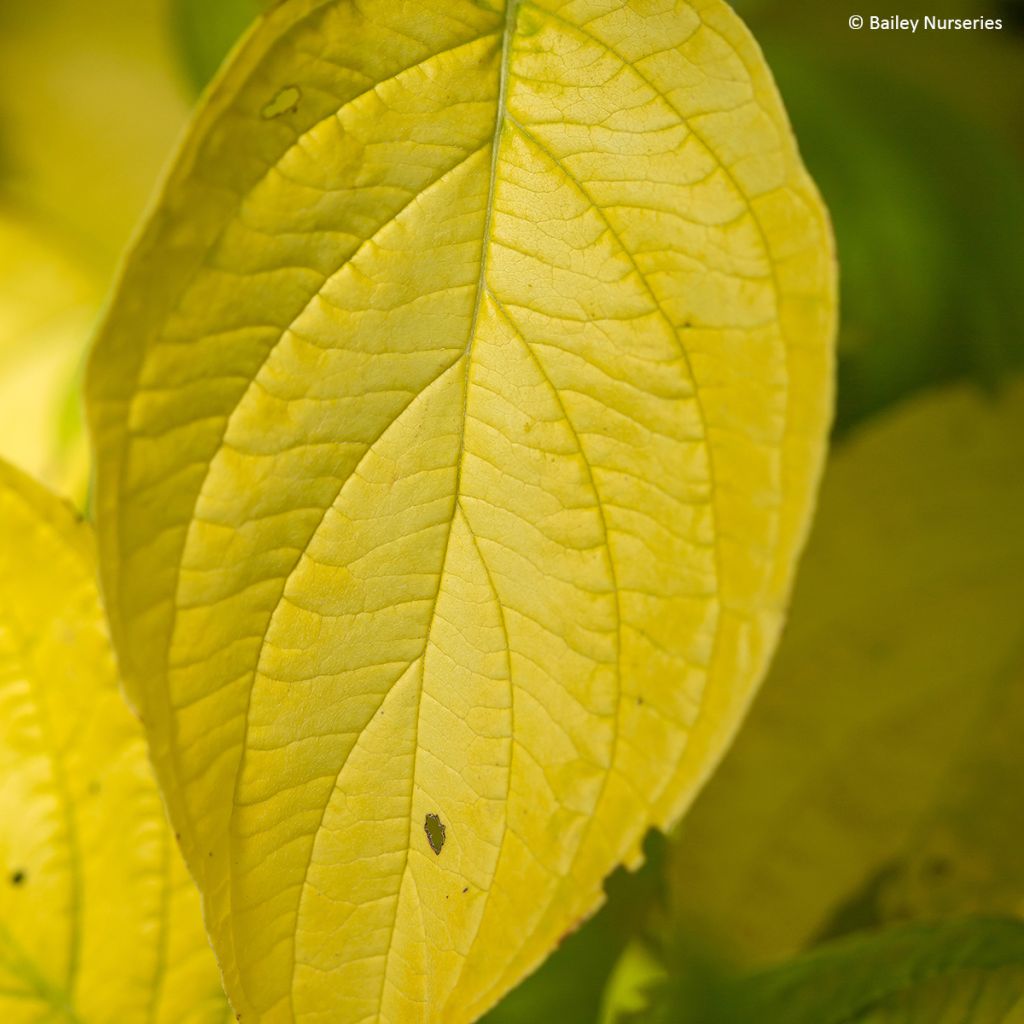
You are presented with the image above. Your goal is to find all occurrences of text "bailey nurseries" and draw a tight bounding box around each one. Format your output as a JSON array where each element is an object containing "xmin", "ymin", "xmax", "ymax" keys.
[{"xmin": 868, "ymin": 15, "xmax": 1004, "ymax": 31}]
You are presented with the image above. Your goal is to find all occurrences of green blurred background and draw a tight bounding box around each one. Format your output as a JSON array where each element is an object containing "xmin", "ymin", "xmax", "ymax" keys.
[{"xmin": 1, "ymin": 1, "xmax": 1021, "ymax": 1020}]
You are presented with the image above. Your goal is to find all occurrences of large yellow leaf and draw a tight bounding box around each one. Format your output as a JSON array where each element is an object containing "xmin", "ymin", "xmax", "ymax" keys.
[
  {"xmin": 86, "ymin": 0, "xmax": 835, "ymax": 1019},
  {"xmin": 0, "ymin": 460, "xmax": 229, "ymax": 1022},
  {"xmin": 668, "ymin": 380, "xmax": 1024, "ymax": 961}
]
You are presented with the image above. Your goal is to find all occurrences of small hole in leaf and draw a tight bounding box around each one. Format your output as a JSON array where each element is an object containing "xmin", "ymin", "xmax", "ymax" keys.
[
  {"xmin": 424, "ymin": 813, "xmax": 446, "ymax": 855},
  {"xmin": 262, "ymin": 85, "xmax": 301, "ymax": 120}
]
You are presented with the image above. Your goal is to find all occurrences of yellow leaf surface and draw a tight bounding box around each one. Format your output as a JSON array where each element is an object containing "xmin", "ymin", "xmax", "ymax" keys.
[
  {"xmin": 0, "ymin": 460, "xmax": 229, "ymax": 1023},
  {"xmin": 86, "ymin": 1, "xmax": 835, "ymax": 1020},
  {"xmin": 0, "ymin": 211, "xmax": 98, "ymax": 504},
  {"xmin": 669, "ymin": 380, "xmax": 1024, "ymax": 962}
]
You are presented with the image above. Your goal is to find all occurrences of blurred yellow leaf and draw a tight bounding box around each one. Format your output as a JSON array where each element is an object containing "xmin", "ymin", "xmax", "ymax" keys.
[
  {"xmin": 0, "ymin": 460, "xmax": 229, "ymax": 1022},
  {"xmin": 0, "ymin": 0, "xmax": 193, "ymax": 505},
  {"xmin": 0, "ymin": 211, "xmax": 98, "ymax": 504},
  {"xmin": 86, "ymin": 0, "xmax": 835, "ymax": 1020},
  {"xmin": 669, "ymin": 380, "xmax": 1024, "ymax": 961},
  {"xmin": 600, "ymin": 941, "xmax": 666, "ymax": 1024},
  {"xmin": 0, "ymin": 0, "xmax": 189, "ymax": 266}
]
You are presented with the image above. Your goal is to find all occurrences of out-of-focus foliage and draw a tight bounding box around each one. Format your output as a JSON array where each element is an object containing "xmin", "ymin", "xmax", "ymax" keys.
[
  {"xmin": 611, "ymin": 917, "xmax": 1024, "ymax": 1024},
  {"xmin": 732, "ymin": 0, "xmax": 1024, "ymax": 433},
  {"xmin": 172, "ymin": 0, "xmax": 266, "ymax": 94},
  {"xmin": 0, "ymin": 211, "xmax": 98, "ymax": 502},
  {"xmin": 0, "ymin": 0, "xmax": 188, "ymax": 267},
  {"xmin": 600, "ymin": 941, "xmax": 674, "ymax": 1024},
  {"xmin": 771, "ymin": 56, "xmax": 1024, "ymax": 432},
  {"xmin": 737, "ymin": 917, "xmax": 1024, "ymax": 1024},
  {"xmin": 0, "ymin": 459, "xmax": 229, "ymax": 1023},
  {"xmin": 0, "ymin": 0, "xmax": 190, "ymax": 505},
  {"xmin": 605, "ymin": 933, "xmax": 739, "ymax": 1024},
  {"xmin": 668, "ymin": 380, "xmax": 1024, "ymax": 961}
]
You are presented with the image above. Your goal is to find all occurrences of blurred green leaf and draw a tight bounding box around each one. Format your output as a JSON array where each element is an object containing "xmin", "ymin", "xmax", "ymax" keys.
[
  {"xmin": 606, "ymin": 933, "xmax": 739, "ymax": 1024},
  {"xmin": 172, "ymin": 0, "xmax": 266, "ymax": 94},
  {"xmin": 764, "ymin": 53, "xmax": 1024, "ymax": 433},
  {"xmin": 613, "ymin": 918, "xmax": 1024, "ymax": 1024},
  {"xmin": 737, "ymin": 917, "xmax": 1024, "ymax": 1023},
  {"xmin": 600, "ymin": 942, "xmax": 669, "ymax": 1024},
  {"xmin": 736, "ymin": 0, "xmax": 1024, "ymax": 145},
  {"xmin": 668, "ymin": 380, "xmax": 1024, "ymax": 962}
]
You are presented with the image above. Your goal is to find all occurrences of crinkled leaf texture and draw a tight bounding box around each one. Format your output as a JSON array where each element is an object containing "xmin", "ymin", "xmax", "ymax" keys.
[
  {"xmin": 0, "ymin": 461, "xmax": 229, "ymax": 1023},
  {"xmin": 86, "ymin": 0, "xmax": 835, "ymax": 1020}
]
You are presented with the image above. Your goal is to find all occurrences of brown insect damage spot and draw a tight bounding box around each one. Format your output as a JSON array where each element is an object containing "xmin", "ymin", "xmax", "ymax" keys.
[
  {"xmin": 424, "ymin": 813, "xmax": 446, "ymax": 855},
  {"xmin": 261, "ymin": 85, "xmax": 301, "ymax": 120}
]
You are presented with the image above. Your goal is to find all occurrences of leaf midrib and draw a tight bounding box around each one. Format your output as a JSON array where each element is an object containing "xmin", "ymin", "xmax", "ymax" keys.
[
  {"xmin": 278, "ymin": 2, "xmax": 523, "ymax": 1014},
  {"xmin": 372, "ymin": 0, "xmax": 524, "ymax": 1014}
]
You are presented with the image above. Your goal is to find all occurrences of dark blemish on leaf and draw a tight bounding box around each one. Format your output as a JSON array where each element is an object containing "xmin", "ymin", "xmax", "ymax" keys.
[
  {"xmin": 424, "ymin": 813, "xmax": 446, "ymax": 855},
  {"xmin": 262, "ymin": 85, "xmax": 302, "ymax": 120},
  {"xmin": 462, "ymin": 887, "xmax": 469, "ymax": 894},
  {"xmin": 925, "ymin": 856, "xmax": 952, "ymax": 879},
  {"xmin": 10, "ymin": 870, "xmax": 26, "ymax": 886},
  {"xmin": 636, "ymin": 696, "xmax": 644, "ymax": 706}
]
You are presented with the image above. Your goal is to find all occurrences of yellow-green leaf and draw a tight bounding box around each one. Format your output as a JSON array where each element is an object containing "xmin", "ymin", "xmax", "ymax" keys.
[
  {"xmin": 86, "ymin": 0, "xmax": 835, "ymax": 1019},
  {"xmin": 669, "ymin": 380, "xmax": 1024, "ymax": 961},
  {"xmin": 0, "ymin": 210, "xmax": 97, "ymax": 504},
  {"xmin": 0, "ymin": 460, "xmax": 229, "ymax": 1022}
]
